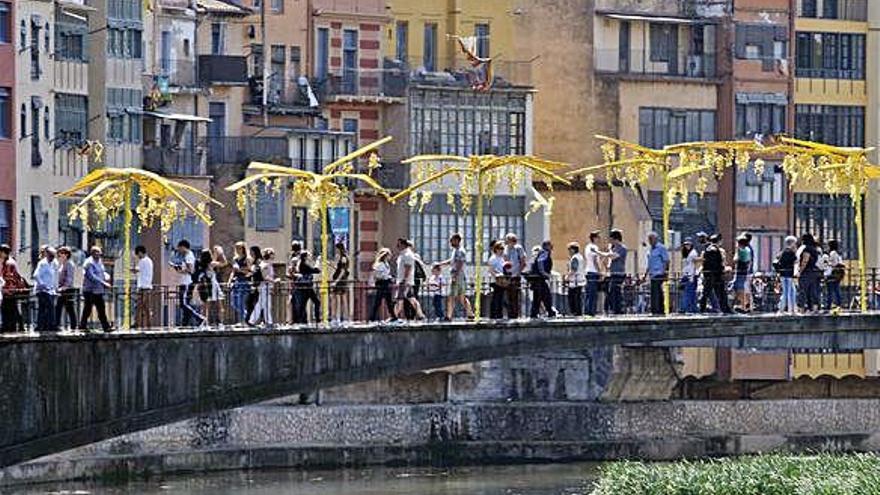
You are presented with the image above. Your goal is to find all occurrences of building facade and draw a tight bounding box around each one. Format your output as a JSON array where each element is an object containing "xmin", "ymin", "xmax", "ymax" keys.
[{"xmin": 0, "ymin": 1, "xmax": 15, "ymax": 252}]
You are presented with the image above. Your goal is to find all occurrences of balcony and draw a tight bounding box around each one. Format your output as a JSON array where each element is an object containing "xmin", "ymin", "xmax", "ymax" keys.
[
  {"xmin": 392, "ymin": 57, "xmax": 534, "ymax": 89},
  {"xmin": 144, "ymin": 146, "xmax": 207, "ymax": 176},
  {"xmin": 202, "ymin": 136, "xmax": 289, "ymax": 165},
  {"xmin": 158, "ymin": 58, "xmax": 197, "ymax": 88},
  {"xmin": 799, "ymin": 0, "xmax": 867, "ymax": 21},
  {"xmin": 246, "ymin": 78, "xmax": 323, "ymax": 116},
  {"xmin": 595, "ymin": 49, "xmax": 717, "ymax": 80},
  {"xmin": 199, "ymin": 55, "xmax": 248, "ymax": 86},
  {"xmin": 316, "ymin": 64, "xmax": 409, "ymax": 101}
]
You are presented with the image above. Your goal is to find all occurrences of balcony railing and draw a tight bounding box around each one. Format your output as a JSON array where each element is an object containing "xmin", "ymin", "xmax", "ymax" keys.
[
  {"xmin": 800, "ymin": 0, "xmax": 867, "ymax": 21},
  {"xmin": 595, "ymin": 49, "xmax": 717, "ymax": 79},
  {"xmin": 202, "ymin": 136, "xmax": 289, "ymax": 165},
  {"xmin": 159, "ymin": 58, "xmax": 197, "ymax": 87},
  {"xmin": 392, "ymin": 57, "xmax": 534, "ymax": 88},
  {"xmin": 315, "ymin": 64, "xmax": 409, "ymax": 99},
  {"xmin": 143, "ymin": 146, "xmax": 207, "ymax": 175},
  {"xmin": 199, "ymin": 55, "xmax": 248, "ymax": 85}
]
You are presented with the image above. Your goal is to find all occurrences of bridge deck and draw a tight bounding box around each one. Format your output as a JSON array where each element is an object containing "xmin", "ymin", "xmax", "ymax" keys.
[{"xmin": 2, "ymin": 313, "xmax": 879, "ymax": 467}]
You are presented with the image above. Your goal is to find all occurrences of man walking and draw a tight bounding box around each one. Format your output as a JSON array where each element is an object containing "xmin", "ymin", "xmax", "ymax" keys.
[
  {"xmin": 437, "ymin": 233, "xmax": 474, "ymax": 320},
  {"xmin": 394, "ymin": 238, "xmax": 425, "ymax": 320},
  {"xmin": 172, "ymin": 239, "xmax": 204, "ymax": 327},
  {"xmin": 530, "ymin": 240, "xmax": 557, "ymax": 318},
  {"xmin": 33, "ymin": 246, "xmax": 59, "ymax": 333},
  {"xmin": 503, "ymin": 233, "xmax": 527, "ymax": 318},
  {"xmin": 80, "ymin": 246, "xmax": 112, "ymax": 332},
  {"xmin": 700, "ymin": 234, "xmax": 732, "ymax": 314},
  {"xmin": 605, "ymin": 229, "xmax": 627, "ymax": 314},
  {"xmin": 584, "ymin": 231, "xmax": 601, "ymax": 316},
  {"xmin": 645, "ymin": 232, "xmax": 669, "ymax": 315},
  {"xmin": 133, "ymin": 245, "xmax": 154, "ymax": 329},
  {"xmin": 287, "ymin": 240, "xmax": 303, "ymax": 323},
  {"xmin": 55, "ymin": 246, "xmax": 77, "ymax": 331}
]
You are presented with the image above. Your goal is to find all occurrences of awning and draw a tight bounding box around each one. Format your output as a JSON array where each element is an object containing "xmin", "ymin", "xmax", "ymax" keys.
[
  {"xmin": 143, "ymin": 111, "xmax": 212, "ymax": 123},
  {"xmin": 603, "ymin": 13, "xmax": 715, "ymax": 25},
  {"xmin": 56, "ymin": 0, "xmax": 97, "ymax": 12}
]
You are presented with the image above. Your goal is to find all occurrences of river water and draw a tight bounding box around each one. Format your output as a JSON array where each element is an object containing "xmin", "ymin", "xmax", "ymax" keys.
[{"xmin": 18, "ymin": 463, "xmax": 600, "ymax": 495}]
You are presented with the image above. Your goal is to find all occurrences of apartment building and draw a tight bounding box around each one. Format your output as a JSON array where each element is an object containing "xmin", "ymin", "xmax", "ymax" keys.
[
  {"xmin": 0, "ymin": 1, "xmax": 15, "ymax": 251},
  {"xmin": 15, "ymin": 1, "xmax": 91, "ymax": 273}
]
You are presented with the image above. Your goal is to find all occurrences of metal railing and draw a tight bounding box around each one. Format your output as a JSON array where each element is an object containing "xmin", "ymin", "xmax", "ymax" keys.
[
  {"xmin": 595, "ymin": 49, "xmax": 717, "ymax": 79},
  {"xmin": 202, "ymin": 136, "xmax": 289, "ymax": 165},
  {"xmin": 143, "ymin": 146, "xmax": 207, "ymax": 175},
  {"xmin": 2, "ymin": 269, "xmax": 878, "ymax": 333},
  {"xmin": 159, "ymin": 58, "xmax": 197, "ymax": 87}
]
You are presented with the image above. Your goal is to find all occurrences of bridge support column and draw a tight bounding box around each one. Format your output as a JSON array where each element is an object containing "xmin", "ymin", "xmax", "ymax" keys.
[{"xmin": 600, "ymin": 347, "xmax": 680, "ymax": 401}]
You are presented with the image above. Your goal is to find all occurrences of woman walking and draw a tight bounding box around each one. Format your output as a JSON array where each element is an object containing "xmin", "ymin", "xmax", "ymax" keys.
[
  {"xmin": 566, "ymin": 242, "xmax": 586, "ymax": 316},
  {"xmin": 249, "ymin": 248, "xmax": 278, "ymax": 327},
  {"xmin": 487, "ymin": 241, "xmax": 508, "ymax": 319},
  {"xmin": 330, "ymin": 242, "xmax": 350, "ymax": 324},
  {"xmin": 368, "ymin": 248, "xmax": 395, "ymax": 322},
  {"xmin": 774, "ymin": 236, "xmax": 798, "ymax": 314},
  {"xmin": 733, "ymin": 235, "xmax": 752, "ymax": 313},
  {"xmin": 228, "ymin": 242, "xmax": 250, "ymax": 324},
  {"xmin": 245, "ymin": 245, "xmax": 263, "ymax": 323}
]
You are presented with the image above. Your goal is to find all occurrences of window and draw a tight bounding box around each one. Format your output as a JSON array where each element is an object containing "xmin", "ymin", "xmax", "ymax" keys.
[
  {"xmin": 0, "ymin": 2, "xmax": 10, "ymax": 44},
  {"xmin": 44, "ymin": 22, "xmax": 50, "ymax": 53},
  {"xmin": 55, "ymin": 93, "xmax": 88, "ymax": 146},
  {"xmin": 31, "ymin": 21, "xmax": 41, "ymax": 80},
  {"xmin": 408, "ymin": 198, "xmax": 525, "ymax": 266},
  {"xmin": 19, "ymin": 104, "xmax": 25, "ymax": 139},
  {"xmin": 210, "ymin": 23, "xmax": 226, "ymax": 55},
  {"xmin": 342, "ymin": 30, "xmax": 358, "ymax": 94},
  {"xmin": 795, "ymin": 104, "xmax": 864, "ymax": 147},
  {"xmin": 0, "ymin": 88, "xmax": 9, "ymax": 138},
  {"xmin": 315, "ymin": 28, "xmax": 328, "ymax": 80},
  {"xmin": 638, "ymin": 108, "xmax": 715, "ymax": 148},
  {"xmin": 31, "ymin": 100, "xmax": 41, "ymax": 167},
  {"xmin": 290, "ymin": 45, "xmax": 301, "ymax": 79},
  {"xmin": 801, "ymin": 0, "xmax": 817, "ymax": 17},
  {"xmin": 106, "ymin": 88, "xmax": 142, "ymax": 143},
  {"xmin": 423, "ymin": 23, "xmax": 437, "ymax": 71},
  {"xmin": 58, "ymin": 199, "xmax": 83, "ymax": 249},
  {"xmin": 475, "ymin": 23, "xmax": 490, "ymax": 59},
  {"xmin": 108, "ymin": 27, "xmax": 142, "ymax": 59},
  {"xmin": 410, "ymin": 88, "xmax": 528, "ymax": 156},
  {"xmin": 43, "ymin": 107, "xmax": 49, "ymax": 140},
  {"xmin": 251, "ymin": 183, "xmax": 284, "ymax": 231},
  {"xmin": 271, "ymin": 0, "xmax": 283, "ymax": 14},
  {"xmin": 395, "ymin": 21, "xmax": 408, "ymax": 62},
  {"xmin": 649, "ymin": 23, "xmax": 675, "ymax": 62},
  {"xmin": 796, "ymin": 32, "xmax": 865, "ymax": 79},
  {"xmin": 735, "ymin": 94, "xmax": 787, "ymax": 137},
  {"xmin": 823, "ymin": 0, "xmax": 838, "ymax": 19},
  {"xmin": 736, "ymin": 24, "xmax": 787, "ymax": 70},
  {"xmin": 736, "ymin": 163, "xmax": 785, "ymax": 205},
  {"xmin": 343, "ymin": 118, "xmax": 358, "ymax": 134},
  {"xmin": 167, "ymin": 216, "xmax": 204, "ymax": 256},
  {"xmin": 19, "ymin": 20, "xmax": 24, "ymax": 50},
  {"xmin": 56, "ymin": 22, "xmax": 86, "ymax": 61},
  {"xmin": 795, "ymin": 193, "xmax": 859, "ymax": 259}
]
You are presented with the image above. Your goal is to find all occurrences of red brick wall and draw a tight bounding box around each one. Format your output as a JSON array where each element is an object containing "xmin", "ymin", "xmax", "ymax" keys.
[{"xmin": 0, "ymin": 0, "xmax": 16, "ymax": 244}]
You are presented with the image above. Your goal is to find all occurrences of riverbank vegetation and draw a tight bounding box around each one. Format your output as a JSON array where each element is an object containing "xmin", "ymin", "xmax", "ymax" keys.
[{"xmin": 591, "ymin": 453, "xmax": 880, "ymax": 495}]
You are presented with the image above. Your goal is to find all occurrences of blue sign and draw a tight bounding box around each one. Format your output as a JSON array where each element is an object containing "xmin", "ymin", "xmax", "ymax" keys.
[{"xmin": 329, "ymin": 207, "xmax": 350, "ymax": 235}]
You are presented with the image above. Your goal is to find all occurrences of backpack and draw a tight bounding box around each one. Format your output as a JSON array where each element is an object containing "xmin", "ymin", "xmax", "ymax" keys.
[{"xmin": 414, "ymin": 258, "xmax": 427, "ymax": 282}]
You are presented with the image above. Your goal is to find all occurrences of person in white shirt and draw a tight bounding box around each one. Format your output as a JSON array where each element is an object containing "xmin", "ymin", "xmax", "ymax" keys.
[
  {"xmin": 369, "ymin": 248, "xmax": 395, "ymax": 322},
  {"xmin": 487, "ymin": 241, "xmax": 508, "ymax": 319},
  {"xmin": 824, "ymin": 239, "xmax": 844, "ymax": 311},
  {"xmin": 427, "ymin": 265, "xmax": 446, "ymax": 321},
  {"xmin": 33, "ymin": 246, "xmax": 59, "ymax": 333},
  {"xmin": 132, "ymin": 245, "xmax": 154, "ymax": 329},
  {"xmin": 567, "ymin": 242, "xmax": 586, "ymax": 316},
  {"xmin": 583, "ymin": 231, "xmax": 601, "ymax": 316},
  {"xmin": 503, "ymin": 233, "xmax": 527, "ymax": 319},
  {"xmin": 249, "ymin": 248, "xmax": 278, "ymax": 327},
  {"xmin": 679, "ymin": 238, "xmax": 699, "ymax": 314},
  {"xmin": 394, "ymin": 238, "xmax": 425, "ymax": 320},
  {"xmin": 172, "ymin": 239, "xmax": 204, "ymax": 327}
]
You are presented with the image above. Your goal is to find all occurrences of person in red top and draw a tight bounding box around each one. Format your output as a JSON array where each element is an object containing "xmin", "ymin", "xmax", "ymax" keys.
[{"xmin": 0, "ymin": 244, "xmax": 27, "ymax": 333}]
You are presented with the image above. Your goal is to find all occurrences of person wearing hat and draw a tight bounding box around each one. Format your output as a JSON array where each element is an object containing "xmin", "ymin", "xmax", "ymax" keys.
[
  {"xmin": 369, "ymin": 247, "xmax": 396, "ymax": 322},
  {"xmin": 733, "ymin": 234, "xmax": 753, "ymax": 312},
  {"xmin": 33, "ymin": 246, "xmax": 59, "ymax": 333},
  {"xmin": 679, "ymin": 238, "xmax": 699, "ymax": 314}
]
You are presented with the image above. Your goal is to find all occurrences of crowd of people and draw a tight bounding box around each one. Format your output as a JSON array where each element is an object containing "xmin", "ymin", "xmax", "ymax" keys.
[{"xmin": 0, "ymin": 226, "xmax": 857, "ymax": 333}]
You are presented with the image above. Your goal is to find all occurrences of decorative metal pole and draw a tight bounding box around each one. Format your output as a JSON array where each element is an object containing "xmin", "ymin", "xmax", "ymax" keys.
[
  {"xmin": 474, "ymin": 161, "xmax": 485, "ymax": 321},
  {"xmin": 856, "ymin": 164, "xmax": 868, "ymax": 312},
  {"xmin": 320, "ymin": 198, "xmax": 331, "ymax": 325},
  {"xmin": 661, "ymin": 166, "xmax": 671, "ymax": 316},
  {"xmin": 122, "ymin": 181, "xmax": 133, "ymax": 330}
]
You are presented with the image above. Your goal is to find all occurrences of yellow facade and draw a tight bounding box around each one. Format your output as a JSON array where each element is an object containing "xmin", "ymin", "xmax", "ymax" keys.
[
  {"xmin": 386, "ymin": 0, "xmax": 516, "ymax": 76},
  {"xmin": 792, "ymin": 352, "xmax": 866, "ymax": 379}
]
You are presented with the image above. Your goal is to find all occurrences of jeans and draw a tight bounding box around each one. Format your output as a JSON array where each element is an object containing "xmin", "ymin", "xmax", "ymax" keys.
[
  {"xmin": 178, "ymin": 283, "xmax": 204, "ymax": 327},
  {"xmin": 55, "ymin": 288, "xmax": 78, "ymax": 330},
  {"xmin": 679, "ymin": 276, "xmax": 697, "ymax": 314},
  {"xmin": 779, "ymin": 276, "xmax": 797, "ymax": 313},
  {"xmin": 231, "ymin": 280, "xmax": 249, "ymax": 322},
  {"xmin": 800, "ymin": 271, "xmax": 821, "ymax": 312},
  {"xmin": 36, "ymin": 292, "xmax": 58, "ymax": 332},
  {"xmin": 567, "ymin": 285, "xmax": 583, "ymax": 316},
  {"xmin": 700, "ymin": 273, "xmax": 731, "ymax": 313},
  {"xmin": 607, "ymin": 274, "xmax": 624, "ymax": 314},
  {"xmin": 826, "ymin": 279, "xmax": 842, "ymax": 310},
  {"xmin": 650, "ymin": 276, "xmax": 665, "ymax": 315},
  {"xmin": 80, "ymin": 291, "xmax": 111, "ymax": 331},
  {"xmin": 584, "ymin": 273, "xmax": 599, "ymax": 315},
  {"xmin": 369, "ymin": 279, "xmax": 395, "ymax": 321},
  {"xmin": 432, "ymin": 294, "xmax": 445, "ymax": 320}
]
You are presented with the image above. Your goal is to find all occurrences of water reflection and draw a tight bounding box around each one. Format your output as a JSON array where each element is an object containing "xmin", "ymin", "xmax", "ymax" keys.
[{"xmin": 25, "ymin": 463, "xmax": 599, "ymax": 495}]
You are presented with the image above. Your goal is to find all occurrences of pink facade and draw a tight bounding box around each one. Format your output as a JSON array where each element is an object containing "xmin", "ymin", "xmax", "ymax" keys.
[{"xmin": 0, "ymin": 0, "xmax": 15, "ymax": 245}]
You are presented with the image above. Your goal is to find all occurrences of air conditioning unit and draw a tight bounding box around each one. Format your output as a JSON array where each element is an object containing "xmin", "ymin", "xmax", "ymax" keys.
[{"xmin": 686, "ymin": 55, "xmax": 703, "ymax": 76}]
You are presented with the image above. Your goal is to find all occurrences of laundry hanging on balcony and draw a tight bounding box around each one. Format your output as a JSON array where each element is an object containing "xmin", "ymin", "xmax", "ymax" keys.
[{"xmin": 452, "ymin": 35, "xmax": 494, "ymax": 92}]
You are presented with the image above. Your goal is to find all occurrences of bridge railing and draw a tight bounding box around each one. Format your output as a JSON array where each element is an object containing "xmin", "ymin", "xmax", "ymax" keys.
[{"xmin": 3, "ymin": 269, "xmax": 879, "ymax": 331}]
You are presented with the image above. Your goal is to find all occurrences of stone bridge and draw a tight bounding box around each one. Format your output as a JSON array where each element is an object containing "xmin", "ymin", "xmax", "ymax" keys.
[{"xmin": 2, "ymin": 313, "xmax": 880, "ymax": 466}]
